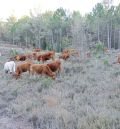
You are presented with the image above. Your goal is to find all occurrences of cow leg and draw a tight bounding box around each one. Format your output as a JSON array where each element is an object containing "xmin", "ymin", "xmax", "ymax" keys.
[
  {"xmin": 29, "ymin": 70, "xmax": 32, "ymax": 79},
  {"xmin": 30, "ymin": 69, "xmax": 35, "ymax": 79},
  {"xmin": 29, "ymin": 74, "xmax": 32, "ymax": 79},
  {"xmin": 33, "ymin": 72, "xmax": 37, "ymax": 79}
]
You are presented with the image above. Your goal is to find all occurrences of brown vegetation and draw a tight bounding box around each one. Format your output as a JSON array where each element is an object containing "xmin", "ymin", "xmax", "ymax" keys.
[{"xmin": 0, "ymin": 45, "xmax": 120, "ymax": 129}]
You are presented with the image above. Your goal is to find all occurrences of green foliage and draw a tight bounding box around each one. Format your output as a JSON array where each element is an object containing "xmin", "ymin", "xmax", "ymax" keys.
[
  {"xmin": 1, "ymin": 3, "xmax": 120, "ymax": 50},
  {"xmin": 10, "ymin": 49, "xmax": 19, "ymax": 57},
  {"xmin": 46, "ymin": 42, "xmax": 53, "ymax": 50},
  {"xmin": 52, "ymin": 7, "xmax": 67, "ymax": 28},
  {"xmin": 103, "ymin": 58, "xmax": 109, "ymax": 66},
  {"xmin": 93, "ymin": 41, "xmax": 105, "ymax": 58},
  {"xmin": 41, "ymin": 37, "xmax": 47, "ymax": 50},
  {"xmin": 95, "ymin": 41, "xmax": 105, "ymax": 52},
  {"xmin": 9, "ymin": 49, "xmax": 24, "ymax": 57},
  {"xmin": 56, "ymin": 43, "xmax": 61, "ymax": 52},
  {"xmin": 41, "ymin": 77, "xmax": 53, "ymax": 88},
  {"xmin": 92, "ymin": 3, "xmax": 105, "ymax": 18},
  {"xmin": 61, "ymin": 37, "xmax": 71, "ymax": 49}
]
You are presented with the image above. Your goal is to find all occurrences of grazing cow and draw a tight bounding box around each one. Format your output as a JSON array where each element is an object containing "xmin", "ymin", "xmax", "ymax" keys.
[
  {"xmin": 62, "ymin": 48, "xmax": 80, "ymax": 57},
  {"xmin": 104, "ymin": 48, "xmax": 109, "ymax": 53},
  {"xmin": 33, "ymin": 48, "xmax": 41, "ymax": 52},
  {"xmin": 30, "ymin": 64, "xmax": 56, "ymax": 79},
  {"xmin": 37, "ymin": 51, "xmax": 55, "ymax": 62},
  {"xmin": 15, "ymin": 54, "xmax": 27, "ymax": 61},
  {"xmin": 47, "ymin": 60, "xmax": 61, "ymax": 74},
  {"xmin": 59, "ymin": 52, "xmax": 70, "ymax": 60},
  {"xmin": 4, "ymin": 61, "xmax": 15, "ymax": 74},
  {"xmin": 13, "ymin": 62, "xmax": 32, "ymax": 79}
]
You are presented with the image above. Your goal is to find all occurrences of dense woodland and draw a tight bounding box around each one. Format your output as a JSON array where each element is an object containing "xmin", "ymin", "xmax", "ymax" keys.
[{"xmin": 0, "ymin": 3, "xmax": 120, "ymax": 51}]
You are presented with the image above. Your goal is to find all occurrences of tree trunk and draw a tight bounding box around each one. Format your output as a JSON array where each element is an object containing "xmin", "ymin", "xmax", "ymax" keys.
[
  {"xmin": 107, "ymin": 24, "xmax": 110, "ymax": 48},
  {"xmin": 109, "ymin": 22, "xmax": 112, "ymax": 49},
  {"xmin": 38, "ymin": 30, "xmax": 41, "ymax": 48},
  {"xmin": 51, "ymin": 32, "xmax": 54, "ymax": 50},
  {"xmin": 12, "ymin": 31, "xmax": 14, "ymax": 44},
  {"xmin": 113, "ymin": 28, "xmax": 116, "ymax": 49},
  {"xmin": 97, "ymin": 22, "xmax": 100, "ymax": 42},
  {"xmin": 59, "ymin": 28, "xmax": 62, "ymax": 52},
  {"xmin": 26, "ymin": 32, "xmax": 28, "ymax": 47},
  {"xmin": 118, "ymin": 30, "xmax": 120, "ymax": 49}
]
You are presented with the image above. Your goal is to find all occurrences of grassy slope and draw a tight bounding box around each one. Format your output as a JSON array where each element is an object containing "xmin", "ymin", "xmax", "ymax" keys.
[{"xmin": 0, "ymin": 45, "xmax": 119, "ymax": 129}]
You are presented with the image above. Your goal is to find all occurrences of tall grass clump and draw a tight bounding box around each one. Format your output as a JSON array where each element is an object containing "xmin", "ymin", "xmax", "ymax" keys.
[
  {"xmin": 41, "ymin": 77, "xmax": 53, "ymax": 88},
  {"xmin": 93, "ymin": 41, "xmax": 105, "ymax": 58},
  {"xmin": 10, "ymin": 49, "xmax": 19, "ymax": 57}
]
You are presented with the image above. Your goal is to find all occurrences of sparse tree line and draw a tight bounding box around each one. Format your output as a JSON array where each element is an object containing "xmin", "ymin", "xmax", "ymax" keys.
[{"xmin": 0, "ymin": 3, "xmax": 120, "ymax": 51}]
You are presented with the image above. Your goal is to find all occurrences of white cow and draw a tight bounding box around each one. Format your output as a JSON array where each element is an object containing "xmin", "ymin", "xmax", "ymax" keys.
[{"xmin": 4, "ymin": 61, "xmax": 15, "ymax": 74}]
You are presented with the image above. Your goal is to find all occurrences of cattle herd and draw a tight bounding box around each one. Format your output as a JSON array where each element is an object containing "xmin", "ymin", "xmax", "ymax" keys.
[
  {"xmin": 4, "ymin": 48, "xmax": 80, "ymax": 80},
  {"xmin": 3, "ymin": 46, "xmax": 120, "ymax": 80}
]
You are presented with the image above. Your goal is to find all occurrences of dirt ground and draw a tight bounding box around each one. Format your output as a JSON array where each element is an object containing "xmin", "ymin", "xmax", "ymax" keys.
[{"xmin": 0, "ymin": 44, "xmax": 120, "ymax": 129}]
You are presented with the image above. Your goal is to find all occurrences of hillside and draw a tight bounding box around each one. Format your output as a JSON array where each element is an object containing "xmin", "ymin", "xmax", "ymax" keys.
[{"xmin": 0, "ymin": 44, "xmax": 120, "ymax": 129}]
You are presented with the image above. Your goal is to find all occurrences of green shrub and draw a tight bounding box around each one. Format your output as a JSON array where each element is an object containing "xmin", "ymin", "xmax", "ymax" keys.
[
  {"xmin": 92, "ymin": 41, "xmax": 105, "ymax": 56},
  {"xmin": 103, "ymin": 58, "xmax": 109, "ymax": 66},
  {"xmin": 10, "ymin": 49, "xmax": 19, "ymax": 57},
  {"xmin": 61, "ymin": 37, "xmax": 71, "ymax": 49},
  {"xmin": 41, "ymin": 77, "xmax": 53, "ymax": 88},
  {"xmin": 95, "ymin": 41, "xmax": 105, "ymax": 52},
  {"xmin": 46, "ymin": 43, "xmax": 53, "ymax": 51},
  {"xmin": 10, "ymin": 48, "xmax": 25, "ymax": 57}
]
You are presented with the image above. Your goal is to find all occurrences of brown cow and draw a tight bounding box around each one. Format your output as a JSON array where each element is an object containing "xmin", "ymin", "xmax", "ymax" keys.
[
  {"xmin": 13, "ymin": 62, "xmax": 32, "ymax": 79},
  {"xmin": 62, "ymin": 48, "xmax": 80, "ymax": 57},
  {"xmin": 104, "ymin": 48, "xmax": 109, "ymax": 53},
  {"xmin": 37, "ymin": 51, "xmax": 55, "ymax": 62},
  {"xmin": 30, "ymin": 64, "xmax": 56, "ymax": 79},
  {"xmin": 47, "ymin": 60, "xmax": 61, "ymax": 74},
  {"xmin": 117, "ymin": 53, "xmax": 120, "ymax": 64},
  {"xmin": 14, "ymin": 54, "xmax": 27, "ymax": 61},
  {"xmin": 59, "ymin": 52, "xmax": 70, "ymax": 60}
]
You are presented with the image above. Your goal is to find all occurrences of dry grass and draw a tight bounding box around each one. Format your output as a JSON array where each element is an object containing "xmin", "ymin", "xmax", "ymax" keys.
[{"xmin": 0, "ymin": 45, "xmax": 120, "ymax": 129}]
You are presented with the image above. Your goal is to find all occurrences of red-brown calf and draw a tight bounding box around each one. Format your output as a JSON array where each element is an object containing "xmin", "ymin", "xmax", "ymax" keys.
[
  {"xmin": 62, "ymin": 48, "xmax": 80, "ymax": 57},
  {"xmin": 13, "ymin": 62, "xmax": 32, "ymax": 79},
  {"xmin": 59, "ymin": 52, "xmax": 70, "ymax": 60},
  {"xmin": 15, "ymin": 54, "xmax": 27, "ymax": 61},
  {"xmin": 37, "ymin": 51, "xmax": 55, "ymax": 62},
  {"xmin": 30, "ymin": 64, "xmax": 56, "ymax": 79}
]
